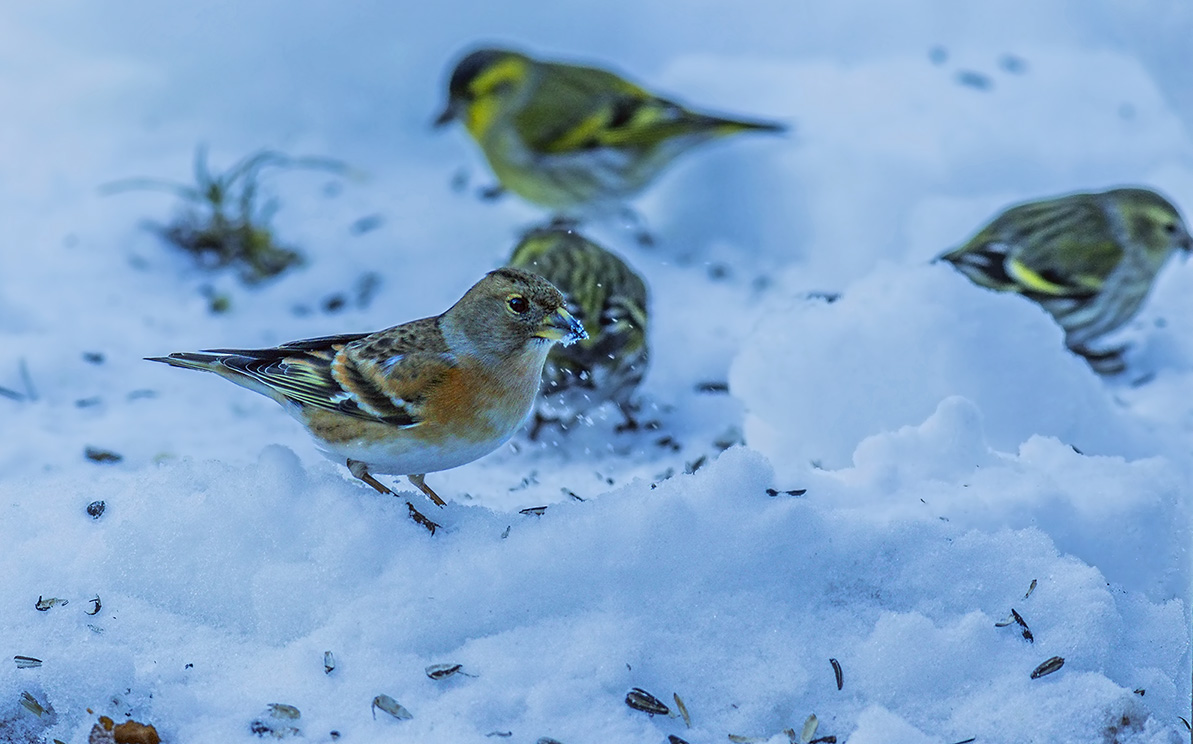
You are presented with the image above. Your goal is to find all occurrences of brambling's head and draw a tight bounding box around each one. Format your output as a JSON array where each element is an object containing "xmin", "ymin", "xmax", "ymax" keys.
[{"xmin": 442, "ymin": 267, "xmax": 587, "ymax": 362}]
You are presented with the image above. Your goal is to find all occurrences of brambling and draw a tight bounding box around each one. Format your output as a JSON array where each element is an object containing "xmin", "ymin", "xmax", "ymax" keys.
[
  {"xmin": 434, "ymin": 46, "xmax": 785, "ymax": 213},
  {"xmin": 940, "ymin": 187, "xmax": 1191, "ymax": 374},
  {"xmin": 148, "ymin": 268, "xmax": 586, "ymax": 532},
  {"xmin": 506, "ymin": 226, "xmax": 649, "ymax": 436}
]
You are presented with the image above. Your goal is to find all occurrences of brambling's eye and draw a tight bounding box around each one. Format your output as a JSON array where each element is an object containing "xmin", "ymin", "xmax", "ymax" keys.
[{"xmin": 507, "ymin": 295, "xmax": 530, "ymax": 314}]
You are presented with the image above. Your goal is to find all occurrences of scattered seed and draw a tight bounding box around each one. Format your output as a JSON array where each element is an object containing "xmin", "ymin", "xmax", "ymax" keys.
[
  {"xmin": 323, "ymin": 651, "xmax": 336, "ymax": 675},
  {"xmin": 668, "ymin": 736, "xmax": 692, "ymax": 744},
  {"xmin": 15, "ymin": 655, "xmax": 43, "ymax": 669},
  {"xmin": 799, "ymin": 713, "xmax": 819, "ymax": 743},
  {"xmin": 948, "ymin": 738, "xmax": 976, "ymax": 744},
  {"xmin": 673, "ymin": 693, "xmax": 691, "ymax": 728},
  {"xmin": 767, "ymin": 488, "xmax": 808, "ymax": 497},
  {"xmin": 625, "ymin": 687, "xmax": 669, "ymax": 716},
  {"xmin": 349, "ymin": 214, "xmax": 385, "ymax": 236},
  {"xmin": 999, "ymin": 54, "xmax": 1028, "ymax": 74},
  {"xmin": 1133, "ymin": 688, "xmax": 1145, "ymax": 696},
  {"xmin": 956, "ymin": 70, "xmax": 993, "ymax": 90},
  {"xmin": 1030, "ymin": 656, "xmax": 1064, "ymax": 679},
  {"xmin": 1179, "ymin": 716, "xmax": 1190, "ymax": 731},
  {"xmin": 87, "ymin": 625, "xmax": 103, "ymax": 634},
  {"xmin": 728, "ymin": 735, "xmax": 767, "ymax": 743},
  {"xmin": 994, "ymin": 614, "xmax": 1016, "ymax": 628},
  {"xmin": 87, "ymin": 500, "xmax": 106, "ymax": 519},
  {"xmin": 1024, "ymin": 579, "xmax": 1037, "ymax": 599},
  {"xmin": 500, "ymin": 526, "xmax": 511, "ymax": 539},
  {"xmin": 20, "ymin": 691, "xmax": 48, "ymax": 716},
  {"xmin": 485, "ymin": 732, "xmax": 512, "ymax": 738},
  {"xmin": 684, "ymin": 455, "xmax": 707, "ymax": 474},
  {"xmin": 426, "ymin": 663, "xmax": 464, "ymax": 680},
  {"xmin": 809, "ymin": 738, "xmax": 837, "ymax": 744},
  {"xmin": 83, "ymin": 352, "xmax": 106, "ymax": 365},
  {"xmin": 830, "ymin": 657, "xmax": 843, "ymax": 690},
  {"xmin": 372, "ymin": 694, "xmax": 412, "ymax": 721},
  {"xmin": 519, "ymin": 506, "xmax": 548, "ymax": 516},
  {"xmin": 695, "ymin": 381, "xmax": 729, "ymax": 394},
  {"xmin": 86, "ymin": 596, "xmax": 102, "ymax": 615},
  {"xmin": 536, "ymin": 738, "xmax": 564, "ymax": 744},
  {"xmin": 85, "ymin": 447, "xmax": 123, "ymax": 464},
  {"xmin": 562, "ymin": 488, "xmax": 585, "ymax": 502},
  {"xmin": 36, "ymin": 596, "xmax": 68, "ymax": 611},
  {"xmin": 75, "ymin": 397, "xmax": 103, "ymax": 408}
]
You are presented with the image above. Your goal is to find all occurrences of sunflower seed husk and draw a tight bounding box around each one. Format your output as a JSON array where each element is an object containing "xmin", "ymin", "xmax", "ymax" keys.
[
  {"xmin": 20, "ymin": 692, "xmax": 49, "ymax": 717},
  {"xmin": 323, "ymin": 651, "xmax": 335, "ymax": 674},
  {"xmin": 86, "ymin": 596, "xmax": 102, "ymax": 616},
  {"xmin": 673, "ymin": 692, "xmax": 691, "ymax": 728},
  {"xmin": 426, "ymin": 663, "xmax": 464, "ymax": 680},
  {"xmin": 830, "ymin": 657, "xmax": 843, "ymax": 690},
  {"xmin": 800, "ymin": 713, "xmax": 819, "ymax": 743},
  {"xmin": 371, "ymin": 694, "xmax": 412, "ymax": 721},
  {"xmin": 1030, "ymin": 656, "xmax": 1064, "ymax": 679},
  {"xmin": 625, "ymin": 687, "xmax": 669, "ymax": 716},
  {"xmin": 1024, "ymin": 579, "xmax": 1037, "ymax": 599},
  {"xmin": 35, "ymin": 596, "xmax": 68, "ymax": 611},
  {"xmin": 15, "ymin": 655, "xmax": 43, "ymax": 669}
]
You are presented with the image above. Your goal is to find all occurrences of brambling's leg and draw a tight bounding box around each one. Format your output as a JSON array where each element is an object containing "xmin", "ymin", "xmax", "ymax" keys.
[
  {"xmin": 348, "ymin": 460, "xmax": 440, "ymax": 534},
  {"xmin": 347, "ymin": 458, "xmax": 395, "ymax": 495},
  {"xmin": 478, "ymin": 184, "xmax": 507, "ymax": 201},
  {"xmin": 526, "ymin": 412, "xmax": 561, "ymax": 442},
  {"xmin": 613, "ymin": 403, "xmax": 641, "ymax": 433},
  {"xmin": 407, "ymin": 473, "xmax": 447, "ymax": 507}
]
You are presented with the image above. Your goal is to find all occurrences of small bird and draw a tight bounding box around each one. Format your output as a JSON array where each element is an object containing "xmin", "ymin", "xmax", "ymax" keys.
[
  {"xmin": 507, "ymin": 226, "xmax": 649, "ymax": 435},
  {"xmin": 434, "ymin": 46, "xmax": 785, "ymax": 215},
  {"xmin": 940, "ymin": 187, "xmax": 1192, "ymax": 373},
  {"xmin": 148, "ymin": 268, "xmax": 586, "ymax": 532}
]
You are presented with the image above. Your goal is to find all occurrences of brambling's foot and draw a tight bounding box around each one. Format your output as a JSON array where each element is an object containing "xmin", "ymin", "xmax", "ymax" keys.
[
  {"xmin": 348, "ymin": 460, "xmax": 441, "ymax": 534},
  {"xmin": 526, "ymin": 411, "xmax": 562, "ymax": 441},
  {"xmin": 407, "ymin": 473, "xmax": 447, "ymax": 507}
]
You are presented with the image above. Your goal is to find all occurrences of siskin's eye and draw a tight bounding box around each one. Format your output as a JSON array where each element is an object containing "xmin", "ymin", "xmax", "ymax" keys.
[
  {"xmin": 508, "ymin": 295, "xmax": 530, "ymax": 314},
  {"xmin": 1163, "ymin": 222, "xmax": 1178, "ymax": 234}
]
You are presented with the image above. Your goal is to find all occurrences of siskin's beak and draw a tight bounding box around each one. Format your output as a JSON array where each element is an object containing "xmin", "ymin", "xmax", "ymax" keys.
[
  {"xmin": 433, "ymin": 98, "xmax": 459, "ymax": 128},
  {"xmin": 536, "ymin": 306, "xmax": 588, "ymax": 346}
]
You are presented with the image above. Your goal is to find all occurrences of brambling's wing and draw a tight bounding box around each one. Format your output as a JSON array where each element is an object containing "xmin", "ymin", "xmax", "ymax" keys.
[{"xmin": 150, "ymin": 322, "xmax": 456, "ymax": 427}]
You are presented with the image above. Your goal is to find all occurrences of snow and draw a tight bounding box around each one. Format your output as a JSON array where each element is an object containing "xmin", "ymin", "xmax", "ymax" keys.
[{"xmin": 1, "ymin": 2, "xmax": 1191, "ymax": 743}]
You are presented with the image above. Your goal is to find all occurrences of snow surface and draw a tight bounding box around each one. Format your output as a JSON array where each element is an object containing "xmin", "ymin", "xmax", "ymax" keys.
[{"xmin": 1, "ymin": 2, "xmax": 1191, "ymax": 743}]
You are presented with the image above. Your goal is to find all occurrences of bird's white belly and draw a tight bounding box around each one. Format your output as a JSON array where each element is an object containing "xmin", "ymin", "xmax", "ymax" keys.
[{"xmin": 312, "ymin": 431, "xmax": 512, "ymax": 476}]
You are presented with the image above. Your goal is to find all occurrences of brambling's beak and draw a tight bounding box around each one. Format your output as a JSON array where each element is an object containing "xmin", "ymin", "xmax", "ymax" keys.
[
  {"xmin": 537, "ymin": 306, "xmax": 588, "ymax": 346},
  {"xmin": 433, "ymin": 98, "xmax": 460, "ymax": 128}
]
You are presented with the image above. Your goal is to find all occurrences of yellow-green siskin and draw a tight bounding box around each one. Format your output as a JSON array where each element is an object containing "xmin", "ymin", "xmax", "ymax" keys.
[
  {"xmin": 507, "ymin": 226, "xmax": 649, "ymax": 434},
  {"xmin": 940, "ymin": 187, "xmax": 1192, "ymax": 373},
  {"xmin": 435, "ymin": 46, "xmax": 785, "ymax": 213}
]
